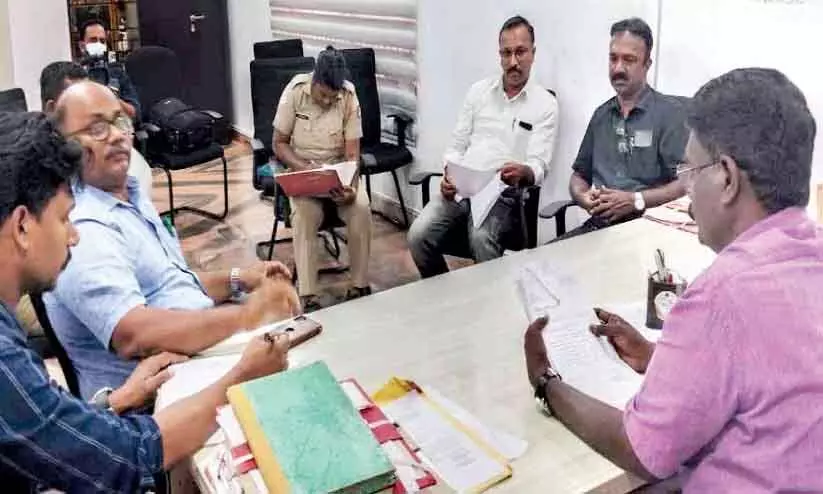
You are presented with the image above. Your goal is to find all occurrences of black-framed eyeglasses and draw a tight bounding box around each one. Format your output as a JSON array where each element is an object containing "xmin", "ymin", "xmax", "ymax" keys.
[{"xmin": 68, "ymin": 114, "xmax": 134, "ymax": 142}]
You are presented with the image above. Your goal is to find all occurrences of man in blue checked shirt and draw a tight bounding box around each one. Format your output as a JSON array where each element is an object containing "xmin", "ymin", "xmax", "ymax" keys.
[
  {"xmin": 44, "ymin": 81, "xmax": 301, "ymax": 400},
  {"xmin": 0, "ymin": 111, "xmax": 291, "ymax": 492}
]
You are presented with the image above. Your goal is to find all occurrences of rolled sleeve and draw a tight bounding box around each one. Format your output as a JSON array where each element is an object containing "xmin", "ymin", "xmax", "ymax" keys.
[
  {"xmin": 0, "ymin": 334, "xmax": 163, "ymax": 492},
  {"xmin": 52, "ymin": 220, "xmax": 145, "ymax": 349},
  {"xmin": 623, "ymin": 285, "xmax": 738, "ymax": 478},
  {"xmin": 525, "ymin": 96, "xmax": 559, "ymax": 185}
]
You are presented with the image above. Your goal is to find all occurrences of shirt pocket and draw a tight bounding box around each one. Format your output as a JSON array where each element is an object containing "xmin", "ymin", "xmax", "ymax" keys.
[{"xmin": 291, "ymin": 113, "xmax": 314, "ymax": 150}]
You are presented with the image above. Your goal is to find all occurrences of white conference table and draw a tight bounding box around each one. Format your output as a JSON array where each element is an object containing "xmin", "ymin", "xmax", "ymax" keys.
[{"xmin": 166, "ymin": 218, "xmax": 715, "ymax": 494}]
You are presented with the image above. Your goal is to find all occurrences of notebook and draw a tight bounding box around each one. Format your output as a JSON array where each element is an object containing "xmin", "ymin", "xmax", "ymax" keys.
[{"xmin": 227, "ymin": 361, "xmax": 396, "ymax": 493}]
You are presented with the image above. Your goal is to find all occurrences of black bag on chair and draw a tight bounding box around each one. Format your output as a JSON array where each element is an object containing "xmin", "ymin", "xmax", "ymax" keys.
[{"xmin": 148, "ymin": 97, "xmax": 214, "ymax": 154}]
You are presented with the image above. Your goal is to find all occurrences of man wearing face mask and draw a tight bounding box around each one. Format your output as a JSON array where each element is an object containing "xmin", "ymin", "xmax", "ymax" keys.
[
  {"xmin": 560, "ymin": 17, "xmax": 687, "ymax": 239},
  {"xmin": 76, "ymin": 18, "xmax": 141, "ymax": 121}
]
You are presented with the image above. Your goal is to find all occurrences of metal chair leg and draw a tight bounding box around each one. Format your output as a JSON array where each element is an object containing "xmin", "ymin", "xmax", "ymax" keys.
[
  {"xmin": 365, "ymin": 173, "xmax": 372, "ymax": 200},
  {"xmin": 164, "ymin": 155, "xmax": 230, "ymax": 223},
  {"xmin": 266, "ymin": 218, "xmax": 279, "ymax": 260},
  {"xmin": 390, "ymin": 168, "xmax": 410, "ymax": 228},
  {"xmin": 164, "ymin": 168, "xmax": 175, "ymax": 226}
]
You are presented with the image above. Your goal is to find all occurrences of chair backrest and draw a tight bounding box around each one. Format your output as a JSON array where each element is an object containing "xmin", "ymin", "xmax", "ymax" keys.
[
  {"xmin": 0, "ymin": 88, "xmax": 27, "ymax": 112},
  {"xmin": 29, "ymin": 293, "xmax": 81, "ymax": 397},
  {"xmin": 250, "ymin": 57, "xmax": 316, "ymax": 153},
  {"xmin": 254, "ymin": 39, "xmax": 304, "ymax": 60},
  {"xmin": 125, "ymin": 46, "xmax": 184, "ymax": 121},
  {"xmin": 340, "ymin": 48, "xmax": 382, "ymax": 148}
]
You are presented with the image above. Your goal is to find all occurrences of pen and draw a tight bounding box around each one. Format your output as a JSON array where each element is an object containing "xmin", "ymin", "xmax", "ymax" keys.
[{"xmin": 654, "ymin": 248, "xmax": 667, "ymax": 282}]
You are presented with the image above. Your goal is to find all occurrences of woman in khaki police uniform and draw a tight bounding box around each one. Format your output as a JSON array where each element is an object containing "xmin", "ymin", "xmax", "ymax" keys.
[{"xmin": 273, "ymin": 46, "xmax": 373, "ymax": 312}]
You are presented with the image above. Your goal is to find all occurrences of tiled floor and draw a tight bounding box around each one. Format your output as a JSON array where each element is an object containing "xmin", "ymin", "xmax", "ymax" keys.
[{"xmin": 150, "ymin": 140, "xmax": 471, "ymax": 305}]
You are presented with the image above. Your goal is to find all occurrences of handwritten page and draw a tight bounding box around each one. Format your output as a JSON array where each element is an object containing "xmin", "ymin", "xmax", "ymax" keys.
[{"xmin": 515, "ymin": 262, "xmax": 647, "ymax": 409}]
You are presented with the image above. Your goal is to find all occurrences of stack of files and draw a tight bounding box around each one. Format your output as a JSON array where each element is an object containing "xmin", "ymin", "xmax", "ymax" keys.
[
  {"xmin": 373, "ymin": 378, "xmax": 527, "ymax": 493},
  {"xmin": 227, "ymin": 361, "xmax": 397, "ymax": 493},
  {"xmin": 643, "ymin": 197, "xmax": 697, "ymax": 234},
  {"xmin": 340, "ymin": 379, "xmax": 437, "ymax": 493}
]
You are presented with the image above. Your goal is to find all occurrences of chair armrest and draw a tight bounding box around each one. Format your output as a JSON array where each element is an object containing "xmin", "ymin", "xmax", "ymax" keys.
[
  {"xmin": 252, "ymin": 138, "xmax": 273, "ymax": 191},
  {"xmin": 539, "ymin": 199, "xmax": 577, "ymax": 237},
  {"xmin": 388, "ymin": 113, "xmax": 414, "ymax": 148},
  {"xmin": 409, "ymin": 171, "xmax": 444, "ymax": 206}
]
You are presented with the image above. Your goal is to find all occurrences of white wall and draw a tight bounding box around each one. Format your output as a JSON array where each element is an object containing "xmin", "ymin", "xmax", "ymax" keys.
[
  {"xmin": 417, "ymin": 0, "xmax": 659, "ymax": 239},
  {"xmin": 6, "ymin": 0, "xmax": 71, "ymax": 110},
  {"xmin": 227, "ymin": 0, "xmax": 273, "ymax": 137},
  {"xmin": 655, "ymin": 0, "xmax": 823, "ymax": 218},
  {"xmin": 0, "ymin": 0, "xmax": 14, "ymax": 89}
]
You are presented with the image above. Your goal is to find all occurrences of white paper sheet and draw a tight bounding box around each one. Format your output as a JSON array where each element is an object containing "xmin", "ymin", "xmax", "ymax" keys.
[
  {"xmin": 323, "ymin": 160, "xmax": 358, "ymax": 187},
  {"xmin": 155, "ymin": 354, "xmax": 241, "ymax": 410},
  {"xmin": 447, "ymin": 161, "xmax": 498, "ymax": 197},
  {"xmin": 422, "ymin": 386, "xmax": 528, "ymax": 461},
  {"xmin": 380, "ymin": 391, "xmax": 509, "ymax": 492},
  {"xmin": 516, "ymin": 262, "xmax": 650, "ymax": 409},
  {"xmin": 470, "ymin": 176, "xmax": 508, "ymax": 228}
]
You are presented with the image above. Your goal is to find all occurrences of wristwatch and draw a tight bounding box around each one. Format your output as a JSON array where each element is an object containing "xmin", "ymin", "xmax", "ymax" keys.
[
  {"xmin": 230, "ymin": 267, "xmax": 244, "ymax": 299},
  {"xmin": 533, "ymin": 366, "xmax": 562, "ymax": 415},
  {"xmin": 90, "ymin": 386, "xmax": 115, "ymax": 411},
  {"xmin": 634, "ymin": 191, "xmax": 646, "ymax": 211}
]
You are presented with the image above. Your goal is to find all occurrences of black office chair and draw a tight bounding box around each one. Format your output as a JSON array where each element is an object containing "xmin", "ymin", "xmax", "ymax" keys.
[
  {"xmin": 340, "ymin": 48, "xmax": 414, "ymax": 229},
  {"xmin": 125, "ymin": 46, "xmax": 229, "ymax": 226},
  {"xmin": 0, "ymin": 88, "xmax": 27, "ymax": 112},
  {"xmin": 29, "ymin": 293, "xmax": 81, "ymax": 398},
  {"xmin": 249, "ymin": 57, "xmax": 348, "ymax": 274},
  {"xmin": 254, "ymin": 39, "xmax": 303, "ymax": 60}
]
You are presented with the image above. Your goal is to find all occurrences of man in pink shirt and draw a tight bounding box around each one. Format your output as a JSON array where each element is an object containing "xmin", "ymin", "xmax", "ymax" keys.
[{"xmin": 524, "ymin": 67, "xmax": 823, "ymax": 491}]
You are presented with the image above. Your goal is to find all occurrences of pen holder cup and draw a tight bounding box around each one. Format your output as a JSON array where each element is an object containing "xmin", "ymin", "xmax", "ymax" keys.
[{"xmin": 646, "ymin": 272, "xmax": 687, "ymax": 330}]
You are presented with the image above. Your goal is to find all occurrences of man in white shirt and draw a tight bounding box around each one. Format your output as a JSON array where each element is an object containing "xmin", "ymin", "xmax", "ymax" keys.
[{"xmin": 407, "ymin": 16, "xmax": 558, "ymax": 278}]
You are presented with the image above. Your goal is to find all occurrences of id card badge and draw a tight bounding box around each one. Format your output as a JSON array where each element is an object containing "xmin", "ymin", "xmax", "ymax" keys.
[
  {"xmin": 513, "ymin": 119, "xmax": 533, "ymax": 161},
  {"xmin": 632, "ymin": 129, "xmax": 653, "ymax": 148}
]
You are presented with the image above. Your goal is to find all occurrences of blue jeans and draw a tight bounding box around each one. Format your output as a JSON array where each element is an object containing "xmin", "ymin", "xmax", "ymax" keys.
[{"xmin": 407, "ymin": 191, "xmax": 516, "ymax": 278}]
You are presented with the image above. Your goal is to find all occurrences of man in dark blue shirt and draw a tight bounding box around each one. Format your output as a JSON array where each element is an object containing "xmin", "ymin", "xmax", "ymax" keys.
[
  {"xmin": 77, "ymin": 19, "xmax": 141, "ymax": 120},
  {"xmin": 564, "ymin": 18, "xmax": 687, "ymax": 238},
  {"xmin": 0, "ymin": 111, "xmax": 291, "ymax": 492}
]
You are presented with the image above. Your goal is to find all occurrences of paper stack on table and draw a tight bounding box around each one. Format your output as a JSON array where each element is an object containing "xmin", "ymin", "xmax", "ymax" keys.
[{"xmin": 373, "ymin": 378, "xmax": 527, "ymax": 493}]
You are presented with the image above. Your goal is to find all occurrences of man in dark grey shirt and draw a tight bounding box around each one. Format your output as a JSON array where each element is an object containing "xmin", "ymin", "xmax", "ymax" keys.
[{"xmin": 565, "ymin": 17, "xmax": 687, "ymax": 237}]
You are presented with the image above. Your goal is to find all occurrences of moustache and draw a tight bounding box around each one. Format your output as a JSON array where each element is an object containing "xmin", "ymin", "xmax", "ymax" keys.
[
  {"xmin": 611, "ymin": 73, "xmax": 628, "ymax": 82},
  {"xmin": 507, "ymin": 67, "xmax": 522, "ymax": 75},
  {"xmin": 105, "ymin": 147, "xmax": 130, "ymax": 161}
]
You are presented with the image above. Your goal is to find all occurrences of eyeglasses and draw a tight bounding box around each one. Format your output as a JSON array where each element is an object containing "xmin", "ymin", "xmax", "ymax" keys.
[
  {"xmin": 68, "ymin": 114, "xmax": 134, "ymax": 142},
  {"xmin": 676, "ymin": 161, "xmax": 719, "ymax": 190},
  {"xmin": 499, "ymin": 48, "xmax": 532, "ymax": 60}
]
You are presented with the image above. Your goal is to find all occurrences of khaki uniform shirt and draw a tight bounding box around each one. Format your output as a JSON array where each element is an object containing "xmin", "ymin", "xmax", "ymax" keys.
[{"xmin": 273, "ymin": 72, "xmax": 362, "ymax": 163}]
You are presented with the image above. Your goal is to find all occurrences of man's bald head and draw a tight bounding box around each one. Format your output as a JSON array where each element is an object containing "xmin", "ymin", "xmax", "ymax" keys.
[
  {"xmin": 55, "ymin": 80, "xmax": 133, "ymax": 197},
  {"xmin": 54, "ymin": 80, "xmax": 119, "ymax": 128}
]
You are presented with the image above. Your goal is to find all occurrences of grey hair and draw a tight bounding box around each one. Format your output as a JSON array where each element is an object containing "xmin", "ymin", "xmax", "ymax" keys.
[{"xmin": 688, "ymin": 68, "xmax": 816, "ymax": 213}]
